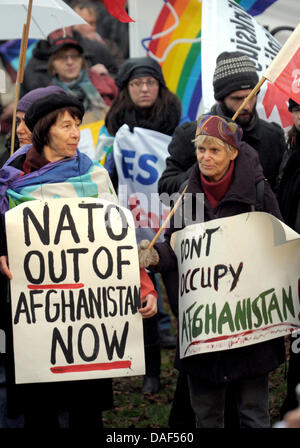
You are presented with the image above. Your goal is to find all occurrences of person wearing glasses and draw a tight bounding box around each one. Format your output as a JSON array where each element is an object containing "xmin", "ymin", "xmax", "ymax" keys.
[
  {"xmin": 48, "ymin": 35, "xmax": 118, "ymax": 124},
  {"xmin": 97, "ymin": 56, "xmax": 182, "ymax": 395}
]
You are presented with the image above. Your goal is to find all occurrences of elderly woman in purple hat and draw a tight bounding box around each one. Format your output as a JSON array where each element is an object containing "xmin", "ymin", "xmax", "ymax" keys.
[
  {"xmin": 0, "ymin": 86, "xmax": 66, "ymax": 167},
  {"xmin": 0, "ymin": 91, "xmax": 157, "ymax": 428},
  {"xmin": 138, "ymin": 114, "xmax": 286, "ymax": 428}
]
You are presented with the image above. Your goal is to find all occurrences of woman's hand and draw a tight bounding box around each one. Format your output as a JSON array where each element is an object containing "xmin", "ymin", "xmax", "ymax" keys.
[
  {"xmin": 0, "ymin": 255, "xmax": 12, "ymax": 280},
  {"xmin": 139, "ymin": 293, "xmax": 157, "ymax": 318}
]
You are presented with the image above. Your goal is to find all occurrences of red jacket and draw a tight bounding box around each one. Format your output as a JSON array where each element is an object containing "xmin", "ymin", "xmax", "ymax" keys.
[{"xmin": 140, "ymin": 268, "xmax": 157, "ymax": 300}]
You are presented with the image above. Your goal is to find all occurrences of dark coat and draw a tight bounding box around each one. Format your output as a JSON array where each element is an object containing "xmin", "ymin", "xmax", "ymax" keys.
[
  {"xmin": 277, "ymin": 127, "xmax": 300, "ymax": 232},
  {"xmin": 158, "ymin": 108, "xmax": 286, "ymax": 197},
  {"xmin": 20, "ymin": 31, "xmax": 118, "ymax": 97},
  {"xmin": 153, "ymin": 144, "xmax": 285, "ymax": 384}
]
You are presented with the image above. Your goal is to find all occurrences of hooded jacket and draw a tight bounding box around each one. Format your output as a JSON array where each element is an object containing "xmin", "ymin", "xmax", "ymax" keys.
[{"xmin": 153, "ymin": 143, "xmax": 285, "ymax": 384}]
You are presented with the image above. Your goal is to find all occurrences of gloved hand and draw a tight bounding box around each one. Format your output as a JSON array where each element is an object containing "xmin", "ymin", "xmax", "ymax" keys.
[{"xmin": 138, "ymin": 239, "xmax": 159, "ymax": 269}]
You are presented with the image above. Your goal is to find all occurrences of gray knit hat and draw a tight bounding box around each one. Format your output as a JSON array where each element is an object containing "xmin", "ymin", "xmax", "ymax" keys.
[{"xmin": 213, "ymin": 51, "xmax": 259, "ymax": 101}]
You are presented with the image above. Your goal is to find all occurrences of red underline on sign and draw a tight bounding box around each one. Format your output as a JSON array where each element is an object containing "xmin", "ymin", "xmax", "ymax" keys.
[
  {"xmin": 50, "ymin": 360, "xmax": 132, "ymax": 374},
  {"xmin": 27, "ymin": 283, "xmax": 85, "ymax": 290},
  {"xmin": 184, "ymin": 322, "xmax": 298, "ymax": 356}
]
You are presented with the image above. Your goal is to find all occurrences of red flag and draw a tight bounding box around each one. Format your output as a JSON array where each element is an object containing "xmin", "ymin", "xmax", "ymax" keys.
[
  {"xmin": 103, "ymin": 0, "xmax": 135, "ymax": 23},
  {"xmin": 264, "ymin": 24, "xmax": 300, "ymax": 105}
]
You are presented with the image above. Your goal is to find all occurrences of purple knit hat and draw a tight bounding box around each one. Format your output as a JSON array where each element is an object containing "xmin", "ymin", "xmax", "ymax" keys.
[{"xmin": 17, "ymin": 86, "xmax": 66, "ymax": 113}]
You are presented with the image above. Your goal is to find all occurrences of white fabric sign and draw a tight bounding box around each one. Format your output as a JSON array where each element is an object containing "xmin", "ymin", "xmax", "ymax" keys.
[
  {"xmin": 113, "ymin": 125, "xmax": 172, "ymax": 243},
  {"xmin": 170, "ymin": 212, "xmax": 300, "ymax": 359},
  {"xmin": 6, "ymin": 197, "xmax": 145, "ymax": 384}
]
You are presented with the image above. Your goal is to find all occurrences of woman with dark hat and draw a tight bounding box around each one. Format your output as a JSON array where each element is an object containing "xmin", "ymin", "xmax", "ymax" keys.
[
  {"xmin": 138, "ymin": 114, "xmax": 285, "ymax": 428},
  {"xmin": 48, "ymin": 35, "xmax": 118, "ymax": 124},
  {"xmin": 0, "ymin": 92, "xmax": 157, "ymax": 428},
  {"xmin": 95, "ymin": 56, "xmax": 182, "ymax": 394},
  {"xmin": 1, "ymin": 86, "xmax": 66, "ymax": 167},
  {"xmin": 97, "ymin": 56, "xmax": 182, "ymax": 183}
]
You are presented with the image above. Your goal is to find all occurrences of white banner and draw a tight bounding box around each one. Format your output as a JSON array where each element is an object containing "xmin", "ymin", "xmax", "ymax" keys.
[
  {"xmin": 6, "ymin": 197, "xmax": 145, "ymax": 384},
  {"xmin": 201, "ymin": 0, "xmax": 292, "ymax": 128},
  {"xmin": 170, "ymin": 212, "xmax": 300, "ymax": 359},
  {"xmin": 113, "ymin": 125, "xmax": 172, "ymax": 243}
]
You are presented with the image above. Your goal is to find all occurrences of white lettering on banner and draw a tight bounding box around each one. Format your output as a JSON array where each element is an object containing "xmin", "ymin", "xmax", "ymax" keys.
[
  {"xmin": 6, "ymin": 198, "xmax": 145, "ymax": 384},
  {"xmin": 113, "ymin": 125, "xmax": 172, "ymax": 242},
  {"xmin": 170, "ymin": 212, "xmax": 300, "ymax": 359},
  {"xmin": 292, "ymin": 69, "xmax": 300, "ymax": 94}
]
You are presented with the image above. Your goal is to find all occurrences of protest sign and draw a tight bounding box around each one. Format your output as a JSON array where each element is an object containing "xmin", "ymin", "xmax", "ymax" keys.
[
  {"xmin": 113, "ymin": 124, "xmax": 172, "ymax": 243},
  {"xmin": 170, "ymin": 212, "xmax": 300, "ymax": 359},
  {"xmin": 6, "ymin": 197, "xmax": 145, "ymax": 384}
]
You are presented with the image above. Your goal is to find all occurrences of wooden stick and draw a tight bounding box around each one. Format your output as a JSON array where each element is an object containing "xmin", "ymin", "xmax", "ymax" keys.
[
  {"xmin": 231, "ymin": 77, "xmax": 267, "ymax": 121},
  {"xmin": 148, "ymin": 184, "xmax": 188, "ymax": 249},
  {"xmin": 10, "ymin": 25, "xmax": 26, "ymax": 157},
  {"xmin": 19, "ymin": 0, "xmax": 33, "ymax": 84},
  {"xmin": 10, "ymin": 0, "xmax": 34, "ymax": 156}
]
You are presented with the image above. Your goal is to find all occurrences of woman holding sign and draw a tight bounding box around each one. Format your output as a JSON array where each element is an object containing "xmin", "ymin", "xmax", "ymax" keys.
[
  {"xmin": 96, "ymin": 56, "xmax": 182, "ymax": 395},
  {"xmin": 0, "ymin": 92, "xmax": 157, "ymax": 428},
  {"xmin": 139, "ymin": 114, "xmax": 286, "ymax": 428}
]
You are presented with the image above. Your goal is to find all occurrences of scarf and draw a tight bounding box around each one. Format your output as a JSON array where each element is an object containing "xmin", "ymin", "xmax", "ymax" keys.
[
  {"xmin": 52, "ymin": 69, "xmax": 106, "ymax": 113},
  {"xmin": 0, "ymin": 145, "xmax": 116, "ymax": 214},
  {"xmin": 22, "ymin": 146, "xmax": 50, "ymax": 174},
  {"xmin": 201, "ymin": 161, "xmax": 235, "ymax": 210},
  {"xmin": 113, "ymin": 97, "xmax": 181, "ymax": 136}
]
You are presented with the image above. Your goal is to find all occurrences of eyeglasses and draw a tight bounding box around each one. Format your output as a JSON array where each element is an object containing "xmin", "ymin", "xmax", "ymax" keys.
[
  {"xmin": 56, "ymin": 54, "xmax": 82, "ymax": 61},
  {"xmin": 128, "ymin": 78, "xmax": 158, "ymax": 89}
]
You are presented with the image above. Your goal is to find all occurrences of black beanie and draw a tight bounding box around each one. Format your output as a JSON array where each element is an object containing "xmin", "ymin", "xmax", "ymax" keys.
[
  {"xmin": 115, "ymin": 57, "xmax": 166, "ymax": 90},
  {"xmin": 288, "ymin": 98, "xmax": 300, "ymax": 111},
  {"xmin": 213, "ymin": 51, "xmax": 259, "ymax": 101},
  {"xmin": 25, "ymin": 93, "xmax": 85, "ymax": 132}
]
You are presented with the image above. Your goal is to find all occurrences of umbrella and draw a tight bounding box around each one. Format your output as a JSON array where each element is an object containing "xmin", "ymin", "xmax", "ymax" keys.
[
  {"xmin": 0, "ymin": 0, "xmax": 87, "ymax": 155},
  {"xmin": 0, "ymin": 0, "xmax": 86, "ymax": 40}
]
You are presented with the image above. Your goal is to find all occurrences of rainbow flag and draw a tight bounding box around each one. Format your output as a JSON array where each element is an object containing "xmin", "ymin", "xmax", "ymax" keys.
[{"xmin": 135, "ymin": 0, "xmax": 279, "ymax": 121}]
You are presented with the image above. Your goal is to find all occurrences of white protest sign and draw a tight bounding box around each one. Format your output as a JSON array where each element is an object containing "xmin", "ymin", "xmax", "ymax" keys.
[
  {"xmin": 6, "ymin": 197, "xmax": 145, "ymax": 384},
  {"xmin": 170, "ymin": 212, "xmax": 300, "ymax": 359},
  {"xmin": 113, "ymin": 125, "xmax": 172, "ymax": 243}
]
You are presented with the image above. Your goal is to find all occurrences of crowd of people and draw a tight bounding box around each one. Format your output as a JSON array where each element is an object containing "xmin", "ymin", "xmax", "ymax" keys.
[{"xmin": 0, "ymin": 0, "xmax": 299, "ymax": 430}]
